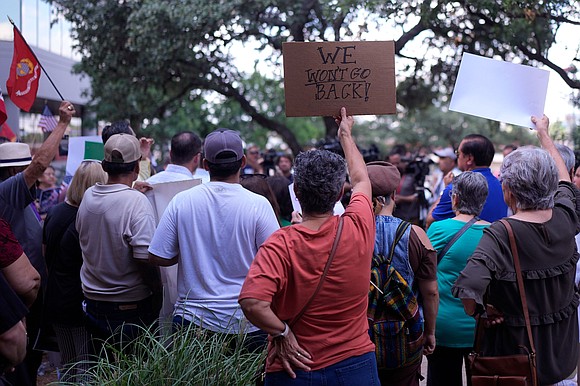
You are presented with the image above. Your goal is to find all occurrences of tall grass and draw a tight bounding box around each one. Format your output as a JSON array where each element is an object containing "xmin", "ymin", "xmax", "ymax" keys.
[{"xmin": 55, "ymin": 323, "xmax": 264, "ymax": 385}]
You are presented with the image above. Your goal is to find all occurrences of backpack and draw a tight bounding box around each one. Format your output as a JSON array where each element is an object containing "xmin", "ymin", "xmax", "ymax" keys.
[{"xmin": 368, "ymin": 220, "xmax": 424, "ymax": 370}]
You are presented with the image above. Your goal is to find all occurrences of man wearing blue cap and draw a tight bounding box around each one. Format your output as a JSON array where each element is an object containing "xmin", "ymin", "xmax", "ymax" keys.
[{"xmin": 149, "ymin": 129, "xmax": 279, "ymax": 349}]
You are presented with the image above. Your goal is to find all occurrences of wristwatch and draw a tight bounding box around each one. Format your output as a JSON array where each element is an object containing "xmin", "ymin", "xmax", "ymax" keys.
[{"xmin": 271, "ymin": 322, "xmax": 290, "ymax": 339}]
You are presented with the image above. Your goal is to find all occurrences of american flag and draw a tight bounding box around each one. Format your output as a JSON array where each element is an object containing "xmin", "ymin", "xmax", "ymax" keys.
[{"xmin": 38, "ymin": 104, "xmax": 58, "ymax": 133}]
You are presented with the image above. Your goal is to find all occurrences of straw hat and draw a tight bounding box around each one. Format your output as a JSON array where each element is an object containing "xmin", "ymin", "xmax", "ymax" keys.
[{"xmin": 0, "ymin": 143, "xmax": 32, "ymax": 168}]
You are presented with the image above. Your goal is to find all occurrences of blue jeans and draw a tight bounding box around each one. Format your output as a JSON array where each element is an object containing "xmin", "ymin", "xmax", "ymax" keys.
[
  {"xmin": 83, "ymin": 297, "xmax": 157, "ymax": 356},
  {"xmin": 172, "ymin": 315, "xmax": 267, "ymax": 353},
  {"xmin": 265, "ymin": 351, "xmax": 380, "ymax": 386}
]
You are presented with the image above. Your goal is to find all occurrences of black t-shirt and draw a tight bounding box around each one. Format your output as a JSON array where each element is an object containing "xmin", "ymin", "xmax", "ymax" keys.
[{"xmin": 42, "ymin": 202, "xmax": 84, "ymax": 325}]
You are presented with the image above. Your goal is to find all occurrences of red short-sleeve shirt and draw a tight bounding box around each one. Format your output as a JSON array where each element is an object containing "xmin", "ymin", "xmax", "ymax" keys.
[
  {"xmin": 0, "ymin": 218, "xmax": 24, "ymax": 269},
  {"xmin": 240, "ymin": 192, "xmax": 376, "ymax": 372}
]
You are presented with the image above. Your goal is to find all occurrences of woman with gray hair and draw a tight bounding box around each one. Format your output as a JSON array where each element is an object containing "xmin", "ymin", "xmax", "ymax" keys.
[
  {"xmin": 426, "ymin": 172, "xmax": 490, "ymax": 386},
  {"xmin": 452, "ymin": 115, "xmax": 580, "ymax": 385},
  {"xmin": 239, "ymin": 107, "xmax": 379, "ymax": 385}
]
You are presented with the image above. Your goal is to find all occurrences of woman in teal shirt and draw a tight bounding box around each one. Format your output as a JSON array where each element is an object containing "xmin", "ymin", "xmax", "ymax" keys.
[{"xmin": 426, "ymin": 171, "xmax": 490, "ymax": 386}]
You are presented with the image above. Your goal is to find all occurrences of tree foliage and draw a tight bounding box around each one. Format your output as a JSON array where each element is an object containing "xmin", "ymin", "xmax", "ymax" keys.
[{"xmin": 49, "ymin": 0, "xmax": 580, "ymax": 153}]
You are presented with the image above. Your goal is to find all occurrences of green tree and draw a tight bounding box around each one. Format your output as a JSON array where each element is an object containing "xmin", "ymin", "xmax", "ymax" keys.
[
  {"xmin": 352, "ymin": 106, "xmax": 537, "ymax": 157},
  {"xmin": 49, "ymin": 0, "xmax": 580, "ymax": 153}
]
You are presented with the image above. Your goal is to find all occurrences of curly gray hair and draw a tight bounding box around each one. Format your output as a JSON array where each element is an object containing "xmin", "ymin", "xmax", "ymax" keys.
[
  {"xmin": 451, "ymin": 171, "xmax": 488, "ymax": 216},
  {"xmin": 294, "ymin": 149, "xmax": 347, "ymax": 214},
  {"xmin": 500, "ymin": 147, "xmax": 557, "ymax": 210}
]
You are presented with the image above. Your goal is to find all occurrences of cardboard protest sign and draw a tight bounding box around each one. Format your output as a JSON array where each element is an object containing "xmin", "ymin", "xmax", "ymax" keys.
[
  {"xmin": 283, "ymin": 41, "xmax": 396, "ymax": 117},
  {"xmin": 450, "ymin": 53, "xmax": 549, "ymax": 128}
]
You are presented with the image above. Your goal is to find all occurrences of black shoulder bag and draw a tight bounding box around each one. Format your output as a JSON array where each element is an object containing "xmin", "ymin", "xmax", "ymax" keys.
[{"xmin": 436, "ymin": 216, "xmax": 479, "ymax": 264}]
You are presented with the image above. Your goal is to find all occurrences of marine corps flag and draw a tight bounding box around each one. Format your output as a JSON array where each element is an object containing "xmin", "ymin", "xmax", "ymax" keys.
[{"xmin": 6, "ymin": 26, "xmax": 40, "ymax": 112}]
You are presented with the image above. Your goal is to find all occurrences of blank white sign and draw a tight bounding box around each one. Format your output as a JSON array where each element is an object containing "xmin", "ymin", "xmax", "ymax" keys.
[{"xmin": 449, "ymin": 53, "xmax": 550, "ymax": 128}]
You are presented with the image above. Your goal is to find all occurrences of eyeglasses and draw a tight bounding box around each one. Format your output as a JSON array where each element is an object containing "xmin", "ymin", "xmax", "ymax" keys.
[
  {"xmin": 248, "ymin": 150, "xmax": 260, "ymax": 155},
  {"xmin": 240, "ymin": 173, "xmax": 267, "ymax": 180}
]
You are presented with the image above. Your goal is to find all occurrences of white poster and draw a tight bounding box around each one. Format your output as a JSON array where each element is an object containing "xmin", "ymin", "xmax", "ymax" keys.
[
  {"xmin": 288, "ymin": 183, "xmax": 345, "ymax": 216},
  {"xmin": 145, "ymin": 179, "xmax": 202, "ymax": 224},
  {"xmin": 449, "ymin": 53, "xmax": 550, "ymax": 128}
]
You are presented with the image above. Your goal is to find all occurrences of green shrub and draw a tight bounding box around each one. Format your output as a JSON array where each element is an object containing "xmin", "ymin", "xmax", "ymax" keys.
[{"xmin": 55, "ymin": 323, "xmax": 264, "ymax": 385}]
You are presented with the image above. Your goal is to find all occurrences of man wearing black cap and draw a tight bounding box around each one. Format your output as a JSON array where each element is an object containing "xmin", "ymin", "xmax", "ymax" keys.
[
  {"xmin": 76, "ymin": 134, "xmax": 160, "ymax": 354},
  {"xmin": 366, "ymin": 161, "xmax": 438, "ymax": 385},
  {"xmin": 149, "ymin": 129, "xmax": 279, "ymax": 346}
]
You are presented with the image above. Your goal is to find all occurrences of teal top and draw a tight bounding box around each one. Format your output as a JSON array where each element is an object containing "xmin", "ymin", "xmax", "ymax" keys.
[{"xmin": 427, "ymin": 218, "xmax": 489, "ymax": 347}]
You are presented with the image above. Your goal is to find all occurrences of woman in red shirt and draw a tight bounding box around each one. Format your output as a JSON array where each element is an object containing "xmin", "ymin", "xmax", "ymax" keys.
[{"xmin": 239, "ymin": 107, "xmax": 379, "ymax": 386}]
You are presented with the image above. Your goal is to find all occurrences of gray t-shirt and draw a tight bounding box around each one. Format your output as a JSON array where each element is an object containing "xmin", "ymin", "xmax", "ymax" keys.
[{"xmin": 77, "ymin": 183, "xmax": 156, "ymax": 302}]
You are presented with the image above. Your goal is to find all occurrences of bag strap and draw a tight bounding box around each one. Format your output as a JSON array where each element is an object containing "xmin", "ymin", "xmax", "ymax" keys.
[
  {"xmin": 386, "ymin": 220, "xmax": 411, "ymax": 265},
  {"xmin": 289, "ymin": 217, "xmax": 344, "ymax": 328},
  {"xmin": 499, "ymin": 219, "xmax": 536, "ymax": 356},
  {"xmin": 437, "ymin": 216, "xmax": 479, "ymax": 264},
  {"xmin": 369, "ymin": 220, "xmax": 410, "ymax": 295}
]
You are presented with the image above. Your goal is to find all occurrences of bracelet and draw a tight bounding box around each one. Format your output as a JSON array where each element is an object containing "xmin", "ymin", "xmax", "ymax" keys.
[{"xmin": 270, "ymin": 322, "xmax": 289, "ymax": 339}]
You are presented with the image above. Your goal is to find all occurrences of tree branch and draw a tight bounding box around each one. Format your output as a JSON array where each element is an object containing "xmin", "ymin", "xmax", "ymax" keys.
[
  {"xmin": 210, "ymin": 80, "xmax": 303, "ymax": 155},
  {"xmin": 517, "ymin": 44, "xmax": 580, "ymax": 89},
  {"xmin": 395, "ymin": 18, "xmax": 429, "ymax": 54}
]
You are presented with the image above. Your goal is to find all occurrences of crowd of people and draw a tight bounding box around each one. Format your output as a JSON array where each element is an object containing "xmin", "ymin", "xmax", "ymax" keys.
[{"xmin": 0, "ymin": 102, "xmax": 579, "ymax": 386}]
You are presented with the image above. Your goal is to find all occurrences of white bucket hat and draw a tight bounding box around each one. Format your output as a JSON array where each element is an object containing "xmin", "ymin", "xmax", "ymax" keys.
[{"xmin": 0, "ymin": 143, "xmax": 32, "ymax": 167}]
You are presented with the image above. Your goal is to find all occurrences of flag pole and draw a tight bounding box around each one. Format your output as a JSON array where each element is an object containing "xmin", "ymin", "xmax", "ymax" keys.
[{"xmin": 7, "ymin": 16, "xmax": 65, "ymax": 101}]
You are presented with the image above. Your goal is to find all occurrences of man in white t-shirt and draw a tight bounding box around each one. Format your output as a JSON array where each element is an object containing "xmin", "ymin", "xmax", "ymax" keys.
[{"xmin": 148, "ymin": 129, "xmax": 279, "ymax": 348}]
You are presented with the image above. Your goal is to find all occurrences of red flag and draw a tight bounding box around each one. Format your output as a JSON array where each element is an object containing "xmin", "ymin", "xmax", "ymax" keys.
[
  {"xmin": 0, "ymin": 122, "xmax": 17, "ymax": 142},
  {"xmin": 6, "ymin": 26, "xmax": 40, "ymax": 112},
  {"xmin": 0, "ymin": 87, "xmax": 7, "ymax": 126},
  {"xmin": 38, "ymin": 104, "xmax": 58, "ymax": 133}
]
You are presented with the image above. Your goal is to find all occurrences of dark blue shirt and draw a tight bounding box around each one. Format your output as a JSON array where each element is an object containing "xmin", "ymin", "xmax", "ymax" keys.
[{"xmin": 432, "ymin": 168, "xmax": 507, "ymax": 223}]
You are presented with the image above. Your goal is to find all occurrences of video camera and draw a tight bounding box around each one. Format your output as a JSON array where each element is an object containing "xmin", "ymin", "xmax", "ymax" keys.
[
  {"xmin": 262, "ymin": 149, "xmax": 285, "ymax": 176},
  {"xmin": 401, "ymin": 155, "xmax": 433, "ymax": 187}
]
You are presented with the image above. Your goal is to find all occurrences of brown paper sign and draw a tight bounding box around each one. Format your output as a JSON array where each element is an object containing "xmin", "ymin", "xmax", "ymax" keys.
[{"xmin": 283, "ymin": 41, "xmax": 396, "ymax": 117}]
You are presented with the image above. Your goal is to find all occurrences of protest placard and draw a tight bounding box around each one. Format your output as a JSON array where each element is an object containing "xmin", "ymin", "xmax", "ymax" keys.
[
  {"xmin": 145, "ymin": 179, "xmax": 202, "ymax": 224},
  {"xmin": 65, "ymin": 135, "xmax": 103, "ymax": 176},
  {"xmin": 449, "ymin": 53, "xmax": 549, "ymax": 128},
  {"xmin": 288, "ymin": 183, "xmax": 345, "ymax": 216},
  {"xmin": 283, "ymin": 41, "xmax": 396, "ymax": 117}
]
